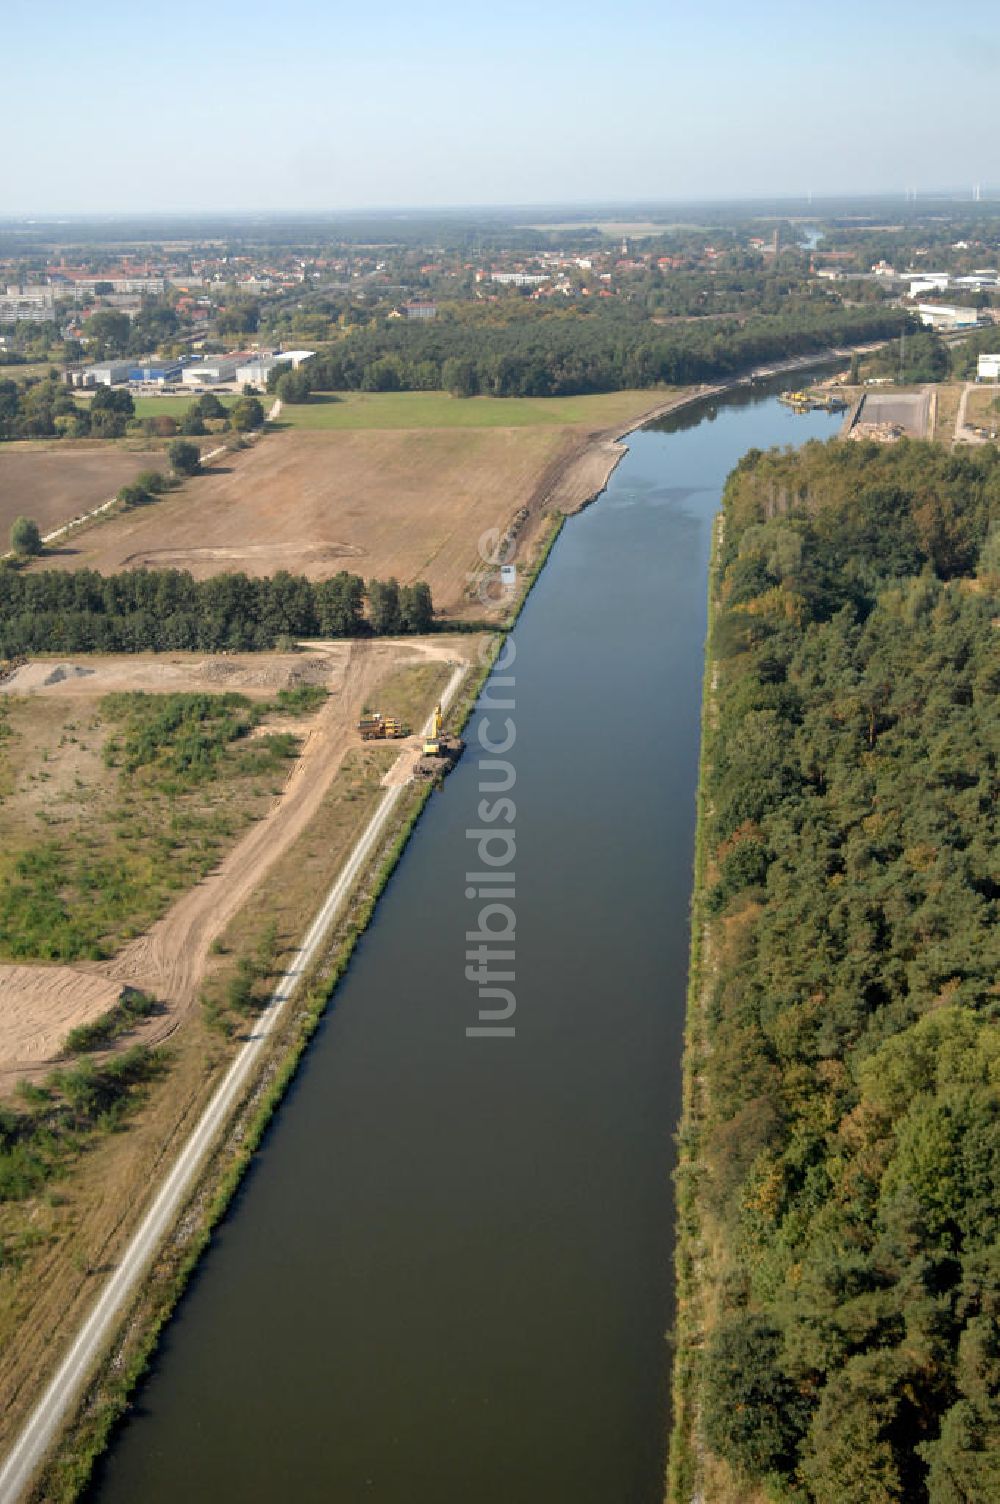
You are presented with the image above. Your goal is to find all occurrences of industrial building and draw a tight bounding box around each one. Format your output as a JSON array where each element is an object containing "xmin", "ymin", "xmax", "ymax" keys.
[
  {"xmin": 976, "ymin": 353, "xmax": 1000, "ymax": 380},
  {"xmin": 182, "ymin": 353, "xmax": 244, "ymax": 386},
  {"xmin": 954, "ymin": 272, "xmax": 999, "ymax": 292},
  {"xmin": 77, "ymin": 361, "xmax": 131, "ymax": 386},
  {"xmin": 128, "ymin": 361, "xmax": 182, "ymax": 386},
  {"xmin": 908, "ymin": 275, "xmax": 951, "ymax": 297},
  {"xmin": 916, "ymin": 304, "xmax": 981, "ymax": 331},
  {"xmin": 235, "ymin": 350, "xmax": 314, "ymax": 386},
  {"xmin": 183, "ymin": 348, "xmax": 313, "ymax": 388},
  {"xmin": 235, "ymin": 356, "xmax": 278, "ymax": 387}
]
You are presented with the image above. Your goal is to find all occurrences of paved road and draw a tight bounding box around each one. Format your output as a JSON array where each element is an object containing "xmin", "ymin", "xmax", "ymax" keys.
[{"xmin": 0, "ymin": 665, "xmax": 467, "ymax": 1504}]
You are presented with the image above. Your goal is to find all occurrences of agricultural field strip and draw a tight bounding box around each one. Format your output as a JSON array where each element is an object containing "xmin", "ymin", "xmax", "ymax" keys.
[
  {"xmin": 0, "ymin": 444, "xmax": 230, "ymax": 562},
  {"xmin": 0, "ymin": 406, "xmax": 276, "ymax": 562},
  {"xmin": 37, "ymin": 441, "xmax": 231, "ymax": 549},
  {"xmin": 0, "ymin": 662, "xmax": 466, "ymax": 1504}
]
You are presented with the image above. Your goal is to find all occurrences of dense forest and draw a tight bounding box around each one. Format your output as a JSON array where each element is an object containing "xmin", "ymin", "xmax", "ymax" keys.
[
  {"xmin": 274, "ymin": 302, "xmax": 907, "ymax": 399},
  {"xmin": 676, "ymin": 439, "xmax": 999, "ymax": 1503},
  {"xmin": 0, "ymin": 568, "xmax": 433, "ymax": 653}
]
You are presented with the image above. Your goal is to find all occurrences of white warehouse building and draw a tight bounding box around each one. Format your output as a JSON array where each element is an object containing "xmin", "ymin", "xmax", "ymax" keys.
[
  {"xmin": 235, "ymin": 356, "xmax": 278, "ymax": 387},
  {"xmin": 185, "ymin": 349, "xmax": 313, "ymax": 388},
  {"xmin": 182, "ymin": 354, "xmax": 243, "ymax": 386},
  {"xmin": 78, "ymin": 361, "xmax": 131, "ymax": 386},
  {"xmin": 916, "ymin": 304, "xmax": 981, "ymax": 331},
  {"xmin": 976, "ymin": 353, "xmax": 1000, "ymax": 380}
]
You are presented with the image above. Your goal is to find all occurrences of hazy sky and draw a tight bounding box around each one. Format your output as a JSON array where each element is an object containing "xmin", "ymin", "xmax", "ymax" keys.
[{"xmin": 5, "ymin": 0, "xmax": 1000, "ymax": 213}]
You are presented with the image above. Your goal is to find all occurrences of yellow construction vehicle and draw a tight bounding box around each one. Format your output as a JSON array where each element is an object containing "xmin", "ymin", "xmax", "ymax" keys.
[
  {"xmin": 423, "ymin": 702, "xmax": 444, "ymax": 756},
  {"xmin": 358, "ymin": 712, "xmax": 410, "ymax": 741}
]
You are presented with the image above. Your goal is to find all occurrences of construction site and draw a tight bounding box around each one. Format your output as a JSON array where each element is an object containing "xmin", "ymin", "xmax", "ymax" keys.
[
  {"xmin": 845, "ymin": 389, "xmax": 933, "ymax": 443},
  {"xmin": 357, "ymin": 698, "xmax": 464, "ymax": 776}
]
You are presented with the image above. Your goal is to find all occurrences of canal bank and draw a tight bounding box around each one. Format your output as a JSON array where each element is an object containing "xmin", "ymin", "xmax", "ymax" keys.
[{"xmin": 76, "ymin": 373, "xmax": 843, "ymax": 1504}]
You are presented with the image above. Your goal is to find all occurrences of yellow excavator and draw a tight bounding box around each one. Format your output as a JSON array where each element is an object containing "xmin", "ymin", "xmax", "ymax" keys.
[{"xmin": 423, "ymin": 702, "xmax": 443, "ymax": 756}]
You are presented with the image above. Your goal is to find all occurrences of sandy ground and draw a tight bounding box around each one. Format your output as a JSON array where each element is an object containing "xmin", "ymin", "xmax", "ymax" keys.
[
  {"xmin": 544, "ymin": 434, "xmax": 630, "ymax": 513},
  {"xmin": 0, "ymin": 447, "xmax": 162, "ymax": 542},
  {"xmin": 0, "ymin": 968, "xmax": 123, "ymax": 1067},
  {"xmin": 0, "ymin": 637, "xmax": 473, "ymax": 1091},
  {"xmin": 1, "ymin": 650, "xmax": 336, "ymax": 700}
]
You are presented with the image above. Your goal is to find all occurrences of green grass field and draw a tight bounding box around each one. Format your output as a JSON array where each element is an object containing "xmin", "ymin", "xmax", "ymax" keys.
[
  {"xmin": 273, "ymin": 388, "xmax": 668, "ymax": 431},
  {"xmin": 0, "ymin": 362, "xmax": 61, "ymax": 383},
  {"xmin": 126, "ymin": 394, "xmax": 255, "ymax": 419}
]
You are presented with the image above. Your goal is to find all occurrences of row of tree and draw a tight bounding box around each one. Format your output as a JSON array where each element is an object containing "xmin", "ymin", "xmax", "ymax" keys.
[
  {"xmin": 269, "ymin": 302, "xmax": 908, "ymax": 399},
  {"xmin": 0, "ymin": 569, "xmax": 434, "ymax": 653},
  {"xmin": 681, "ymin": 437, "xmax": 999, "ymax": 1502},
  {"xmin": 168, "ymin": 391, "xmax": 264, "ymax": 436}
]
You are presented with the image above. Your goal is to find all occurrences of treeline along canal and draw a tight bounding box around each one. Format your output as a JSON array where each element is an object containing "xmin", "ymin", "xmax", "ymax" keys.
[{"xmin": 88, "ymin": 375, "xmax": 842, "ymax": 1503}]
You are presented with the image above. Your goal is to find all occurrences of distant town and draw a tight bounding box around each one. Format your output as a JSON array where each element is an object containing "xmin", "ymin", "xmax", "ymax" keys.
[{"xmin": 2, "ymin": 211, "xmax": 999, "ymax": 402}]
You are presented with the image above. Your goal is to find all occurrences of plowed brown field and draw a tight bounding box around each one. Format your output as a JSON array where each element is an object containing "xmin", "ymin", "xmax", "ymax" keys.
[
  {"xmin": 0, "ymin": 446, "xmax": 161, "ymax": 541},
  {"xmin": 31, "ymin": 401, "xmax": 678, "ymax": 615}
]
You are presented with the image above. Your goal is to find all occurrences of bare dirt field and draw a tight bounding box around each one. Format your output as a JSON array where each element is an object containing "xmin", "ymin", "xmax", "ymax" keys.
[
  {"xmin": 1, "ymin": 649, "xmax": 336, "ymax": 701},
  {"xmin": 35, "ymin": 428, "xmax": 579, "ymax": 615},
  {"xmin": 34, "ymin": 392, "xmax": 681, "ymax": 618},
  {"xmin": 0, "ymin": 446, "xmax": 162, "ymax": 542},
  {"xmin": 0, "ymin": 968, "xmax": 123, "ymax": 1067}
]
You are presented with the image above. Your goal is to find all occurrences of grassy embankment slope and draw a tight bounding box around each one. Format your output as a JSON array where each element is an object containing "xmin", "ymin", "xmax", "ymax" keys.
[{"xmin": 671, "ymin": 438, "xmax": 999, "ymax": 1504}]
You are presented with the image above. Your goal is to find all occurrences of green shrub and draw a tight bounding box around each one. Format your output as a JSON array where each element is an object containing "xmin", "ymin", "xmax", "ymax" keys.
[{"xmin": 9, "ymin": 516, "xmax": 42, "ymax": 557}]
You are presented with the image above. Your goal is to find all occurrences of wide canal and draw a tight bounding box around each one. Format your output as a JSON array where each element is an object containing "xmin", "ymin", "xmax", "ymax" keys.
[{"xmin": 89, "ymin": 375, "xmax": 842, "ymax": 1503}]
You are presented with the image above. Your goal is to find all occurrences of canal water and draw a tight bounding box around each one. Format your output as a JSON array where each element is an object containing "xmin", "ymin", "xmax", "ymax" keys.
[{"xmin": 88, "ymin": 378, "xmax": 841, "ymax": 1504}]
